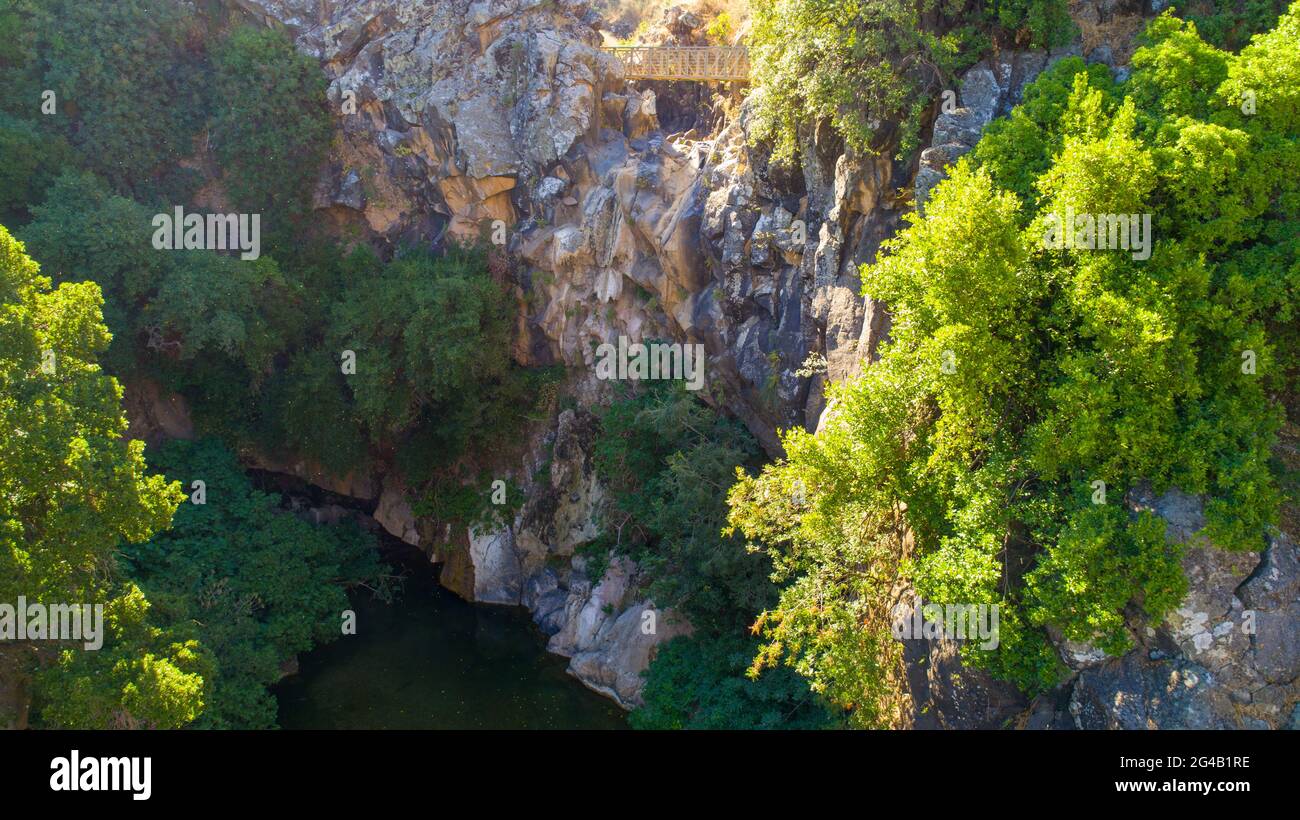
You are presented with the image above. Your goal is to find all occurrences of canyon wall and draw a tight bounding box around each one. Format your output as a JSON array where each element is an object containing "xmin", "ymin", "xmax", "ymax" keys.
[{"xmin": 204, "ymin": 0, "xmax": 1299, "ymax": 725}]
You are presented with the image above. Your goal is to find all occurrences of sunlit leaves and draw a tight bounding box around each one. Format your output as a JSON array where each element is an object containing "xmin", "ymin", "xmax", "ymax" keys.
[
  {"xmin": 0, "ymin": 225, "xmax": 195, "ymax": 727},
  {"xmin": 726, "ymin": 7, "xmax": 1299, "ymax": 712}
]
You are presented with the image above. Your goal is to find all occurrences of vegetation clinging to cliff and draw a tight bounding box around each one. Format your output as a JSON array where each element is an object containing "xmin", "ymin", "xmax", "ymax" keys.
[
  {"xmin": 590, "ymin": 384, "xmax": 838, "ymax": 728},
  {"xmin": 591, "ymin": 383, "xmax": 769, "ymax": 632},
  {"xmin": 2, "ymin": 2, "xmax": 558, "ymax": 727},
  {"xmin": 747, "ymin": 0, "xmax": 1076, "ymax": 162},
  {"xmin": 211, "ymin": 25, "xmax": 334, "ymax": 234},
  {"xmin": 727, "ymin": 7, "xmax": 1299, "ymax": 724}
]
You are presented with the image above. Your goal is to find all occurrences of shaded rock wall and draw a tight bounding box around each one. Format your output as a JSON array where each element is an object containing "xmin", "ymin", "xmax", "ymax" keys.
[{"xmin": 1043, "ymin": 488, "xmax": 1300, "ymax": 730}]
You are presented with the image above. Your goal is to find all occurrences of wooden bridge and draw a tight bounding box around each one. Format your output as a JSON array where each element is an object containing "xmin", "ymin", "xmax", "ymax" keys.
[{"xmin": 599, "ymin": 45, "xmax": 750, "ymax": 83}]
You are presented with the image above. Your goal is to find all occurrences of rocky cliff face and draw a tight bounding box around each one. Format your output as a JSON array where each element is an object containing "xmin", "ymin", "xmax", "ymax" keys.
[
  {"xmin": 225, "ymin": 0, "xmax": 814, "ymax": 706},
  {"xmin": 1041, "ymin": 489, "xmax": 1300, "ymax": 730},
  {"xmin": 211, "ymin": 0, "xmax": 1298, "ymax": 724},
  {"xmin": 236, "ymin": 0, "xmax": 826, "ymax": 449}
]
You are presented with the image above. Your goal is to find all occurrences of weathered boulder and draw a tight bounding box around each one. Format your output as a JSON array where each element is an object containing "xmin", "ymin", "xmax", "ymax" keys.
[
  {"xmin": 1239, "ymin": 533, "xmax": 1300, "ymax": 690},
  {"xmin": 374, "ymin": 477, "xmax": 420, "ymax": 546},
  {"xmin": 547, "ymin": 558, "xmax": 692, "ymax": 707},
  {"xmin": 468, "ymin": 525, "xmax": 523, "ymax": 605},
  {"xmin": 1069, "ymin": 653, "xmax": 1232, "ymax": 730},
  {"xmin": 1034, "ymin": 486, "xmax": 1300, "ymax": 729}
]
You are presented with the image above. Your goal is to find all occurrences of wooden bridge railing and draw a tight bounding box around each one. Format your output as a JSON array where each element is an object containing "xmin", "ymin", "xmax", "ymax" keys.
[{"xmin": 599, "ymin": 45, "xmax": 750, "ymax": 83}]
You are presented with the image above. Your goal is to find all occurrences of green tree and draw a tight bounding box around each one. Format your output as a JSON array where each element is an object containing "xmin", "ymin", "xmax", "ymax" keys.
[
  {"xmin": 22, "ymin": 171, "xmax": 302, "ymax": 394},
  {"xmin": 1180, "ymin": 0, "xmax": 1289, "ymax": 50},
  {"xmin": 747, "ymin": 0, "xmax": 1075, "ymax": 162},
  {"xmin": 0, "ymin": 1, "xmax": 40, "ymax": 119},
  {"xmin": 0, "ymin": 113, "xmax": 72, "ymax": 224},
  {"xmin": 630, "ymin": 634, "xmax": 838, "ymax": 729},
  {"xmin": 33, "ymin": 586, "xmax": 210, "ymax": 730},
  {"xmin": 25, "ymin": 0, "xmax": 207, "ymax": 198},
  {"xmin": 0, "ymin": 224, "xmax": 201, "ymax": 728},
  {"xmin": 210, "ymin": 26, "xmax": 333, "ymax": 238},
  {"xmin": 329, "ymin": 245, "xmax": 525, "ymax": 478},
  {"xmin": 591, "ymin": 382, "xmax": 769, "ymax": 632},
  {"xmin": 726, "ymin": 8, "xmax": 1299, "ymax": 724},
  {"xmin": 122, "ymin": 438, "xmax": 385, "ymax": 729},
  {"xmin": 592, "ymin": 383, "xmax": 836, "ymax": 727}
]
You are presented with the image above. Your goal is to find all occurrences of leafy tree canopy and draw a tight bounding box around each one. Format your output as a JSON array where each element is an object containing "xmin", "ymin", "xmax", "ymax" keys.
[
  {"xmin": 20, "ymin": 0, "xmax": 209, "ymax": 200},
  {"xmin": 631, "ymin": 634, "xmax": 839, "ymax": 729},
  {"xmin": 592, "ymin": 383, "xmax": 837, "ymax": 727},
  {"xmin": 122, "ymin": 438, "xmax": 385, "ymax": 729},
  {"xmin": 747, "ymin": 0, "xmax": 1076, "ymax": 162},
  {"xmin": 0, "ymin": 224, "xmax": 201, "ymax": 728},
  {"xmin": 210, "ymin": 26, "xmax": 334, "ymax": 241},
  {"xmin": 727, "ymin": 8, "xmax": 1299, "ymax": 725}
]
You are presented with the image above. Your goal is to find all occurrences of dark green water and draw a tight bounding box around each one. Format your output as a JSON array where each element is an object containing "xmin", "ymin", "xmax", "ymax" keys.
[{"xmin": 275, "ymin": 566, "xmax": 628, "ymax": 730}]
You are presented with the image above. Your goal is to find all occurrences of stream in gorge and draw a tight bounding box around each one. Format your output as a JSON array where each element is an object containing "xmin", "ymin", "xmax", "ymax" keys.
[
  {"xmin": 260, "ymin": 477, "xmax": 628, "ymax": 730},
  {"xmin": 275, "ymin": 548, "xmax": 628, "ymax": 730}
]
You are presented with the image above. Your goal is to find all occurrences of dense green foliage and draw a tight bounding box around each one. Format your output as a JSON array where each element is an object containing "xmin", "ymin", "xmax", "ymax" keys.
[
  {"xmin": 748, "ymin": 0, "xmax": 1076, "ymax": 162},
  {"xmin": 211, "ymin": 26, "xmax": 333, "ymax": 236},
  {"xmin": 19, "ymin": 169, "xmax": 545, "ymax": 495},
  {"xmin": 1, "ymin": 1, "xmax": 330, "ymax": 220},
  {"xmin": 23, "ymin": 171, "xmax": 296, "ymax": 377},
  {"xmin": 0, "ymin": 2, "xmax": 39, "ymax": 111},
  {"xmin": 14, "ymin": 0, "xmax": 208, "ymax": 200},
  {"xmin": 590, "ymin": 384, "xmax": 836, "ymax": 728},
  {"xmin": 32, "ymin": 586, "xmax": 210, "ymax": 729},
  {"xmin": 0, "ymin": 113, "xmax": 71, "ymax": 224},
  {"xmin": 6, "ymin": 0, "xmax": 1295, "ymax": 734},
  {"xmin": 1179, "ymin": 0, "xmax": 1289, "ymax": 49},
  {"xmin": 329, "ymin": 245, "xmax": 529, "ymax": 481},
  {"xmin": 0, "ymin": 225, "xmax": 202, "ymax": 728},
  {"xmin": 0, "ymin": 224, "xmax": 384, "ymax": 728},
  {"xmin": 630, "ymin": 634, "xmax": 836, "ymax": 729},
  {"xmin": 591, "ymin": 383, "xmax": 768, "ymax": 632},
  {"xmin": 727, "ymin": 8, "xmax": 1299, "ymax": 725},
  {"xmin": 1, "ymin": 3, "xmax": 553, "ymax": 729},
  {"xmin": 122, "ymin": 438, "xmax": 384, "ymax": 729}
]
